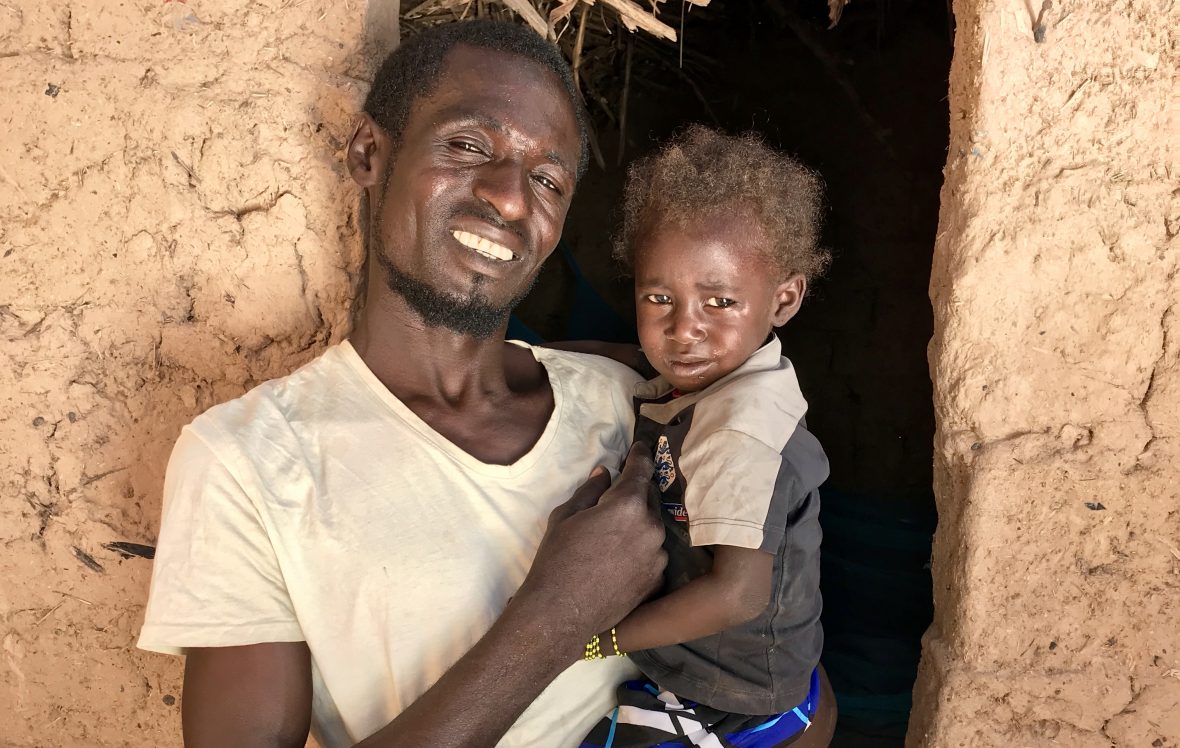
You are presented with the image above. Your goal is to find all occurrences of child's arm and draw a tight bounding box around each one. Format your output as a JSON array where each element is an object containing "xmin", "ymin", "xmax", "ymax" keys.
[
  {"xmin": 542, "ymin": 340, "xmax": 642, "ymax": 369},
  {"xmin": 607, "ymin": 544, "xmax": 773, "ymax": 653}
]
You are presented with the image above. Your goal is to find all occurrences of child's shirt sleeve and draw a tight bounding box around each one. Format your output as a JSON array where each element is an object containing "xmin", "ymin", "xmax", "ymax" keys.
[
  {"xmin": 678, "ymin": 428, "xmax": 787, "ymax": 551},
  {"xmin": 672, "ymin": 351, "xmax": 814, "ymax": 552}
]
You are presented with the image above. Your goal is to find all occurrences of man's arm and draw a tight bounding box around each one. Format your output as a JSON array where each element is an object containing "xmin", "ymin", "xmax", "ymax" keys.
[
  {"xmin": 181, "ymin": 443, "xmax": 665, "ymax": 748},
  {"xmin": 183, "ymin": 643, "xmax": 312, "ymax": 748}
]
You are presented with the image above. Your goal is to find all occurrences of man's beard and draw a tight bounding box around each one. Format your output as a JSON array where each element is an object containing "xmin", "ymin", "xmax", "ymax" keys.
[{"xmin": 375, "ymin": 249, "xmax": 537, "ymax": 340}]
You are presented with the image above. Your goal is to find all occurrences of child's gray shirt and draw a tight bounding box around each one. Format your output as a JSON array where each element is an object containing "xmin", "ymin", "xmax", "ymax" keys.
[{"xmin": 630, "ymin": 336, "xmax": 828, "ymax": 715}]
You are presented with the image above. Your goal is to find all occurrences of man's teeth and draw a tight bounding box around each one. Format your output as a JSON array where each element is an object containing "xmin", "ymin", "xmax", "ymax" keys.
[{"xmin": 452, "ymin": 230, "xmax": 515, "ymax": 261}]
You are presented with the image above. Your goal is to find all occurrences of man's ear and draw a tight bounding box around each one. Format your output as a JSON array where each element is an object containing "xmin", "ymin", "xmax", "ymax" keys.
[
  {"xmin": 347, "ymin": 113, "xmax": 389, "ymax": 189},
  {"xmin": 771, "ymin": 274, "xmax": 807, "ymax": 327}
]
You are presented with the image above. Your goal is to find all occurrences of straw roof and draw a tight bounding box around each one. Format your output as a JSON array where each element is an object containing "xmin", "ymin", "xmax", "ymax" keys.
[
  {"xmin": 402, "ymin": 0, "xmax": 726, "ymax": 166},
  {"xmin": 403, "ymin": 0, "xmax": 712, "ymax": 44}
]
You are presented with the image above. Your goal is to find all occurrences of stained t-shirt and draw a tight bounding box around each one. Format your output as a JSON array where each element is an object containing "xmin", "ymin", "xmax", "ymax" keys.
[
  {"xmin": 137, "ymin": 341, "xmax": 641, "ymax": 747},
  {"xmin": 628, "ymin": 336, "xmax": 828, "ymax": 715}
]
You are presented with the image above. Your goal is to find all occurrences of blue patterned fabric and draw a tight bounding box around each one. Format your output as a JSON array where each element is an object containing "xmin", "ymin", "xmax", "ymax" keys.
[
  {"xmin": 654, "ymin": 435, "xmax": 677, "ymax": 493},
  {"xmin": 579, "ymin": 669, "xmax": 821, "ymax": 748}
]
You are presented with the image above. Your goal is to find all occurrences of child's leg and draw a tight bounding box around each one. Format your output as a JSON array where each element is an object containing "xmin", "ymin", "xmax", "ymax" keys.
[
  {"xmin": 702, "ymin": 665, "xmax": 835, "ymax": 748},
  {"xmin": 580, "ymin": 680, "xmax": 709, "ymax": 747},
  {"xmin": 580, "ymin": 669, "xmax": 836, "ymax": 748},
  {"xmin": 777, "ymin": 665, "xmax": 836, "ymax": 748}
]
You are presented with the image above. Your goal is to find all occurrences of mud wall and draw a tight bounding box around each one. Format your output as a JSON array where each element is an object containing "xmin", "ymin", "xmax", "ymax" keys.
[
  {"xmin": 912, "ymin": 0, "xmax": 1179, "ymax": 745},
  {"xmin": 2, "ymin": 0, "xmax": 1177, "ymax": 746},
  {"xmin": 0, "ymin": 1, "xmax": 380, "ymax": 743}
]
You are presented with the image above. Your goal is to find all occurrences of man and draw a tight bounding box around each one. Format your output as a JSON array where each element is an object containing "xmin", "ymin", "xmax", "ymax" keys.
[{"xmin": 138, "ymin": 21, "xmax": 666, "ymax": 747}]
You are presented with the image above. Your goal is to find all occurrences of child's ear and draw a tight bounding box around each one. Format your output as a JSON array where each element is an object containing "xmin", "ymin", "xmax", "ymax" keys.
[
  {"xmin": 770, "ymin": 275, "xmax": 807, "ymax": 327},
  {"xmin": 347, "ymin": 113, "xmax": 390, "ymax": 190}
]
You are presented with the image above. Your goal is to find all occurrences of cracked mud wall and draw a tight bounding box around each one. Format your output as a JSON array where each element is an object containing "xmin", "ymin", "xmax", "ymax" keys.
[
  {"xmin": 911, "ymin": 0, "xmax": 1179, "ymax": 745},
  {"xmin": 2, "ymin": 1, "xmax": 1176, "ymax": 747},
  {"xmin": 0, "ymin": 1, "xmax": 382, "ymax": 744}
]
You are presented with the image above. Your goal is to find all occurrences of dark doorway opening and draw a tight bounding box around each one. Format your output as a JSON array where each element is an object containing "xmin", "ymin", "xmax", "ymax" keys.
[{"xmin": 514, "ymin": 2, "xmax": 951, "ymax": 743}]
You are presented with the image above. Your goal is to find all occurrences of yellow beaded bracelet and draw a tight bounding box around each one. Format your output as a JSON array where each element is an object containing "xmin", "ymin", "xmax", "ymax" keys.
[
  {"xmin": 584, "ymin": 633, "xmax": 604, "ymax": 661},
  {"xmin": 585, "ymin": 628, "xmax": 627, "ymax": 661},
  {"xmin": 609, "ymin": 627, "xmax": 627, "ymax": 658}
]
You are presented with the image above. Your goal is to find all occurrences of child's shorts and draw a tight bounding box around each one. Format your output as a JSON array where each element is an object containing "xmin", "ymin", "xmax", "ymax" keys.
[{"xmin": 579, "ymin": 667, "xmax": 822, "ymax": 748}]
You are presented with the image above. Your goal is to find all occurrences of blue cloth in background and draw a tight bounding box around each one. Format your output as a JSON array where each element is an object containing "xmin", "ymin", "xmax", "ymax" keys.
[{"xmin": 819, "ymin": 487, "xmax": 935, "ymax": 744}]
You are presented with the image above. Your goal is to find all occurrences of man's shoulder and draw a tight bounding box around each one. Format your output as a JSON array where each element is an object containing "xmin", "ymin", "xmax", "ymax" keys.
[
  {"xmin": 529, "ymin": 345, "xmax": 644, "ymax": 389},
  {"xmin": 188, "ymin": 342, "xmax": 358, "ymax": 447}
]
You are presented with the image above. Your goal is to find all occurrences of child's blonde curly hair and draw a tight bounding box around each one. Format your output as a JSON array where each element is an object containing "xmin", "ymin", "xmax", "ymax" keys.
[{"xmin": 615, "ymin": 124, "xmax": 830, "ymax": 282}]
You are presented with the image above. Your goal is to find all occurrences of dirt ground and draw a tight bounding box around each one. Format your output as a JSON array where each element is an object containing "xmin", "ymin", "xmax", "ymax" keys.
[
  {"xmin": 1, "ymin": 1, "xmax": 1176, "ymax": 747},
  {"xmin": 911, "ymin": 0, "xmax": 1180, "ymax": 745}
]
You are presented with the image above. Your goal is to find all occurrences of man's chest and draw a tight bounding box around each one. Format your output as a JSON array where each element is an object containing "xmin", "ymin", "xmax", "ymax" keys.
[
  {"xmin": 270, "ymin": 464, "xmax": 560, "ymax": 638},
  {"xmin": 400, "ymin": 389, "xmax": 556, "ymax": 466},
  {"xmin": 237, "ymin": 389, "xmax": 633, "ymax": 727},
  {"xmin": 257, "ymin": 463, "xmax": 563, "ymax": 740},
  {"xmin": 250, "ymin": 429, "xmax": 605, "ymax": 678}
]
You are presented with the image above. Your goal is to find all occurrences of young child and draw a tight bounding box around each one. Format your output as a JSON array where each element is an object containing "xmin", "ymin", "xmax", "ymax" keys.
[{"xmin": 577, "ymin": 125, "xmax": 835, "ymax": 747}]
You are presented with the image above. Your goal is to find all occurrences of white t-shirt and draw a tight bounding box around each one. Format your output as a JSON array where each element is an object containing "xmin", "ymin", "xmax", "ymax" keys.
[{"xmin": 138, "ymin": 341, "xmax": 641, "ymax": 747}]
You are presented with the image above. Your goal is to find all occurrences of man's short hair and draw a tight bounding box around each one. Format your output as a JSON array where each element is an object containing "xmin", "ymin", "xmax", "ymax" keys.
[
  {"xmin": 364, "ymin": 20, "xmax": 590, "ymax": 179},
  {"xmin": 615, "ymin": 124, "xmax": 830, "ymax": 282}
]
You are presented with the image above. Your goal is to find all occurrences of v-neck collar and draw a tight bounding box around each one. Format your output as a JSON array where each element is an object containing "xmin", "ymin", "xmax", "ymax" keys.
[{"xmin": 338, "ymin": 340, "xmax": 563, "ymax": 479}]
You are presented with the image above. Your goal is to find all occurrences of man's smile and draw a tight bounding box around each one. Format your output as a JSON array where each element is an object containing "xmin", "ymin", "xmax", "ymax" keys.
[{"xmin": 452, "ymin": 229, "xmax": 518, "ymax": 262}]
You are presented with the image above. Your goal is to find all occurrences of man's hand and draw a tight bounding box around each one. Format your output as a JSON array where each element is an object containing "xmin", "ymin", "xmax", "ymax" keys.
[
  {"xmin": 350, "ymin": 442, "xmax": 665, "ymax": 748},
  {"xmin": 512, "ymin": 442, "xmax": 667, "ymax": 657}
]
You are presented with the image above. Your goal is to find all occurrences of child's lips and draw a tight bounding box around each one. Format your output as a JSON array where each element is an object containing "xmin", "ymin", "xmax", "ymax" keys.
[{"xmin": 667, "ymin": 358, "xmax": 713, "ymax": 378}]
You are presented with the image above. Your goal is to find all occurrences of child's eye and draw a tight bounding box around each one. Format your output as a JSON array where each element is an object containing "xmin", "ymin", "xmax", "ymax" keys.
[
  {"xmin": 644, "ymin": 294, "xmax": 672, "ymax": 305},
  {"xmin": 705, "ymin": 297, "xmax": 737, "ymax": 308}
]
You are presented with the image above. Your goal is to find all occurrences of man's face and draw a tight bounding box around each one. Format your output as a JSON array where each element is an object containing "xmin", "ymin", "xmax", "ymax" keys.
[{"xmin": 369, "ymin": 45, "xmax": 581, "ymax": 338}]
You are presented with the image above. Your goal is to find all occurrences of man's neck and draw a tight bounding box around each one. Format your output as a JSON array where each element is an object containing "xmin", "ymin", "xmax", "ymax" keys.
[
  {"xmin": 350, "ymin": 289, "xmax": 556, "ymax": 465},
  {"xmin": 350, "ymin": 291, "xmax": 518, "ymax": 406},
  {"xmin": 347, "ymin": 259, "xmax": 556, "ymax": 466}
]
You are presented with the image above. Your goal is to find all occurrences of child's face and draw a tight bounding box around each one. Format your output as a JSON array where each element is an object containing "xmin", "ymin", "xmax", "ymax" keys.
[{"xmin": 633, "ymin": 214, "xmax": 805, "ymax": 392}]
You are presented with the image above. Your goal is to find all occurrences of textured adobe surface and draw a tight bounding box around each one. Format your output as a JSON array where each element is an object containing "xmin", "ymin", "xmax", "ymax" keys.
[
  {"xmin": 911, "ymin": 0, "xmax": 1179, "ymax": 744},
  {"xmin": 2, "ymin": 1, "xmax": 1177, "ymax": 746},
  {"xmin": 1, "ymin": 1, "xmax": 375, "ymax": 744}
]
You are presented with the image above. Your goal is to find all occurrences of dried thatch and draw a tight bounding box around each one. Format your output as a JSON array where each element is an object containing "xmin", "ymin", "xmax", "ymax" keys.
[
  {"xmin": 404, "ymin": 0, "xmax": 711, "ymax": 44},
  {"xmin": 401, "ymin": 0, "xmax": 722, "ymax": 165}
]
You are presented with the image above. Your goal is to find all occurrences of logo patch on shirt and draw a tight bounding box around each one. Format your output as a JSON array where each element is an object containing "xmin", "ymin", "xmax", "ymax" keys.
[
  {"xmin": 662, "ymin": 503, "xmax": 689, "ymax": 522},
  {"xmin": 654, "ymin": 435, "xmax": 676, "ymax": 493}
]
